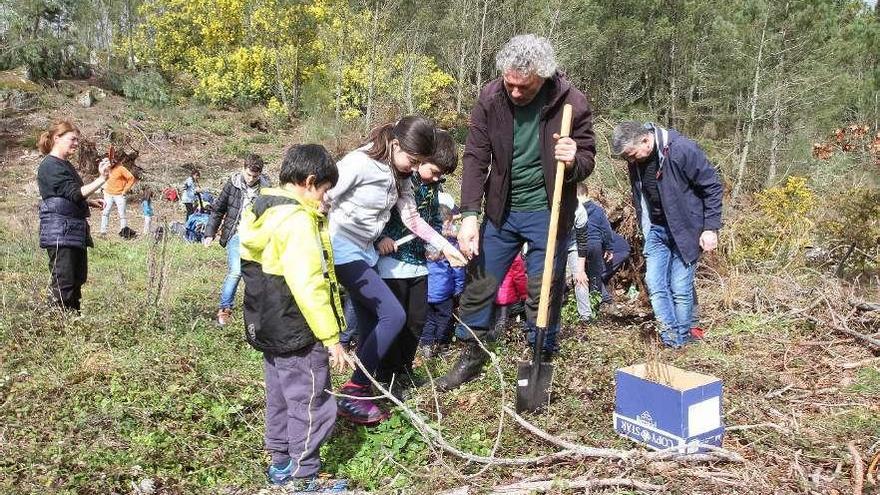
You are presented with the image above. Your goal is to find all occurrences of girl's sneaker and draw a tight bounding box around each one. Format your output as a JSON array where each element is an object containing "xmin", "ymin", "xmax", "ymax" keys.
[{"xmin": 336, "ymin": 381, "xmax": 390, "ymax": 425}]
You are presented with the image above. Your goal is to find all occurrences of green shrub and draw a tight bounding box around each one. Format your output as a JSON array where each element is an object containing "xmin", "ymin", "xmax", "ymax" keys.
[
  {"xmin": 221, "ymin": 138, "xmax": 249, "ymax": 158},
  {"xmin": 204, "ymin": 119, "xmax": 234, "ymax": 136},
  {"xmin": 122, "ymin": 71, "xmax": 173, "ymax": 107},
  {"xmin": 818, "ymin": 187, "xmax": 880, "ymax": 271},
  {"xmin": 1, "ymin": 39, "xmax": 89, "ymax": 82}
]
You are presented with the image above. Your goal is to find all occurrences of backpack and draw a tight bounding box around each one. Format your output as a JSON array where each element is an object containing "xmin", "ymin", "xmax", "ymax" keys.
[
  {"xmin": 184, "ymin": 212, "xmax": 211, "ymax": 243},
  {"xmin": 162, "ymin": 187, "xmax": 179, "ymax": 202},
  {"xmin": 119, "ymin": 226, "xmax": 138, "ymax": 240}
]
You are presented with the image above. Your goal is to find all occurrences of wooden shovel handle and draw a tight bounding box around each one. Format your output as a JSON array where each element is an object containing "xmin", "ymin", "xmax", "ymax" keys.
[{"xmin": 536, "ymin": 104, "xmax": 573, "ymax": 328}]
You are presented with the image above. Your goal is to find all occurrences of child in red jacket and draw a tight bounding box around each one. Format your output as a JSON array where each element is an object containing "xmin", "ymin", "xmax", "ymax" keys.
[{"xmin": 492, "ymin": 252, "xmax": 527, "ymax": 337}]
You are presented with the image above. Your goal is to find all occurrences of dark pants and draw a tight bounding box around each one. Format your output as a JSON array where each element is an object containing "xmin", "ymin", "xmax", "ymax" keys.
[
  {"xmin": 335, "ymin": 261, "xmax": 406, "ymax": 386},
  {"xmin": 263, "ymin": 344, "xmax": 336, "ymax": 478},
  {"xmin": 457, "ymin": 211, "xmax": 568, "ymax": 353},
  {"xmin": 184, "ymin": 202, "xmax": 195, "ymax": 221},
  {"xmin": 585, "ymin": 240, "xmax": 631, "ymax": 303},
  {"xmin": 422, "ymin": 298, "xmax": 454, "ymax": 345},
  {"xmin": 339, "ymin": 297, "xmax": 359, "ymax": 345},
  {"xmin": 378, "ymin": 276, "xmax": 427, "ymax": 381},
  {"xmin": 46, "ymin": 246, "xmax": 87, "ymax": 311},
  {"xmin": 585, "ymin": 242, "xmax": 605, "ymax": 295}
]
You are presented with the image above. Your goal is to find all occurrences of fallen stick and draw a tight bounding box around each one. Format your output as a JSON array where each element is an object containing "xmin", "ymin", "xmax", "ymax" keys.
[
  {"xmin": 765, "ymin": 384, "xmax": 794, "ymax": 399},
  {"xmin": 645, "ymin": 442, "xmax": 746, "ymax": 464},
  {"xmin": 452, "ymin": 314, "xmax": 509, "ymax": 479},
  {"xmin": 489, "ymin": 476, "xmax": 665, "ymax": 494},
  {"xmin": 502, "ymin": 406, "xmax": 628, "ymax": 459},
  {"xmin": 503, "ymin": 406, "xmax": 745, "ymax": 464},
  {"xmin": 126, "ymin": 120, "xmax": 161, "ymax": 152},
  {"xmin": 350, "ymin": 355, "xmax": 580, "ymax": 466},
  {"xmin": 726, "ymin": 422, "xmax": 790, "ymax": 433},
  {"xmin": 783, "ymin": 300, "xmax": 880, "ymax": 350},
  {"xmin": 839, "ymin": 357, "xmax": 880, "ymax": 370},
  {"xmin": 868, "ymin": 451, "xmax": 879, "ymax": 485},
  {"xmin": 849, "ymin": 441, "xmax": 864, "ymax": 495},
  {"xmin": 849, "ymin": 300, "xmax": 880, "ymax": 312}
]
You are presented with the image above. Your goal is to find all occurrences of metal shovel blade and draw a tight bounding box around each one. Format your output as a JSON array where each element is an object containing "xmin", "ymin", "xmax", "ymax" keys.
[{"xmin": 516, "ymin": 360, "xmax": 554, "ymax": 413}]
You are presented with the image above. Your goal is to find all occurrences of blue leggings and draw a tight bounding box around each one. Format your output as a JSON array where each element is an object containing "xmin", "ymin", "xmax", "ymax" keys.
[{"xmin": 335, "ymin": 260, "xmax": 406, "ymax": 386}]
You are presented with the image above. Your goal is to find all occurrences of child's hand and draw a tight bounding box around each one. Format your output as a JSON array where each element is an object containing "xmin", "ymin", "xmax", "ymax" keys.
[
  {"xmin": 202, "ymin": 236, "xmax": 213, "ymax": 246},
  {"xmin": 376, "ymin": 237, "xmax": 396, "ymax": 255},
  {"xmin": 574, "ymin": 271, "xmax": 589, "ymax": 287},
  {"xmin": 442, "ymin": 244, "xmax": 468, "ymax": 267},
  {"xmin": 328, "ymin": 343, "xmax": 353, "ymax": 372}
]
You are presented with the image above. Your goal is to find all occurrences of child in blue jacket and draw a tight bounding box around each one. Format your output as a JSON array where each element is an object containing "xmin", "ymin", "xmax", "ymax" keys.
[{"xmin": 421, "ymin": 205, "xmax": 466, "ymax": 356}]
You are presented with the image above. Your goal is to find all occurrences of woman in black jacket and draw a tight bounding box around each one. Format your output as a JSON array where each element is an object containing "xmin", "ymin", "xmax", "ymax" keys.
[
  {"xmin": 203, "ymin": 153, "xmax": 271, "ymax": 325},
  {"xmin": 37, "ymin": 120, "xmax": 110, "ymax": 311}
]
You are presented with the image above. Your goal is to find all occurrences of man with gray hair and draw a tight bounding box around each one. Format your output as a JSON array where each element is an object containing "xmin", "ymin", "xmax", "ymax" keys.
[
  {"xmin": 611, "ymin": 121, "xmax": 722, "ymax": 348},
  {"xmin": 437, "ymin": 34, "xmax": 596, "ymax": 391}
]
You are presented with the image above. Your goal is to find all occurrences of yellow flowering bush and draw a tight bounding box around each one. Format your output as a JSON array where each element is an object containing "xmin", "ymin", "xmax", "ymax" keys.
[
  {"xmin": 194, "ymin": 47, "xmax": 273, "ymax": 105},
  {"xmin": 727, "ymin": 177, "xmax": 816, "ymax": 265},
  {"xmin": 265, "ymin": 97, "xmax": 289, "ymax": 127}
]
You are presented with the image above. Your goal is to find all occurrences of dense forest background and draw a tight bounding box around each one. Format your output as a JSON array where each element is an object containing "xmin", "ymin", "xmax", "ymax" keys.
[{"xmin": 3, "ymin": 0, "xmax": 880, "ymax": 196}]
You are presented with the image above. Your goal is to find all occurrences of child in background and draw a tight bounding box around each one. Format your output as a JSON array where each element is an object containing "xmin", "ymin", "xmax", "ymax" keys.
[
  {"xmin": 100, "ymin": 159, "xmax": 136, "ymax": 235},
  {"xmin": 491, "ymin": 252, "xmax": 528, "ymax": 338},
  {"xmin": 238, "ymin": 144, "xmax": 351, "ymax": 489},
  {"xmin": 326, "ymin": 117, "xmax": 467, "ymax": 425},
  {"xmin": 374, "ymin": 130, "xmax": 459, "ymax": 396},
  {"xmin": 420, "ymin": 205, "xmax": 466, "ymax": 357},
  {"xmin": 181, "ymin": 169, "xmax": 200, "ymax": 221},
  {"xmin": 142, "ymin": 187, "xmax": 154, "ymax": 234}
]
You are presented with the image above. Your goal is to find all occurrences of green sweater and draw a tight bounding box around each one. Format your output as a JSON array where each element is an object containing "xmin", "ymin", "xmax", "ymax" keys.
[{"xmin": 510, "ymin": 85, "xmax": 549, "ymax": 211}]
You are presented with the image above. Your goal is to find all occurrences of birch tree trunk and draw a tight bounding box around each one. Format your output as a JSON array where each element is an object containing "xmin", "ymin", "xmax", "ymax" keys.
[
  {"xmin": 365, "ymin": 1, "xmax": 381, "ymax": 132},
  {"xmin": 732, "ymin": 16, "xmax": 768, "ymax": 200},
  {"xmin": 273, "ymin": 43, "xmax": 290, "ymax": 115},
  {"xmin": 334, "ymin": 13, "xmax": 347, "ymax": 132},
  {"xmin": 766, "ymin": 1, "xmax": 789, "ymax": 188},
  {"xmin": 291, "ymin": 45, "xmax": 300, "ymax": 117},
  {"xmin": 454, "ymin": 38, "xmax": 468, "ymax": 115},
  {"xmin": 475, "ymin": 0, "xmax": 489, "ymax": 92}
]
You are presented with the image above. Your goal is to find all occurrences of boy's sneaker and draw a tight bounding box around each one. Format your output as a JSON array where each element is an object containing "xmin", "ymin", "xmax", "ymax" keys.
[
  {"xmin": 267, "ymin": 459, "xmax": 294, "ymax": 485},
  {"xmin": 419, "ymin": 344, "xmax": 437, "ymax": 360},
  {"xmin": 690, "ymin": 326, "xmax": 706, "ymax": 339},
  {"xmin": 217, "ymin": 308, "xmax": 232, "ymax": 326},
  {"xmin": 337, "ymin": 381, "xmax": 390, "ymax": 425}
]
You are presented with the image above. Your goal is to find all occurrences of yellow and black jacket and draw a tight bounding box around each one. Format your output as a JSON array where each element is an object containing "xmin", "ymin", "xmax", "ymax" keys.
[{"xmin": 239, "ymin": 187, "xmax": 345, "ymax": 354}]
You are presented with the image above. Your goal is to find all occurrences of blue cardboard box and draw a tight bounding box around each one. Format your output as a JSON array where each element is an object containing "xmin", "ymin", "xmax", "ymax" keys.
[{"xmin": 614, "ymin": 363, "xmax": 724, "ymax": 453}]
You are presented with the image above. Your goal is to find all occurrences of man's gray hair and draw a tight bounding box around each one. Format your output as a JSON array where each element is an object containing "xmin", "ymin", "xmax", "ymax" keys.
[
  {"xmin": 611, "ymin": 121, "xmax": 651, "ymax": 156},
  {"xmin": 495, "ymin": 34, "xmax": 558, "ymax": 78}
]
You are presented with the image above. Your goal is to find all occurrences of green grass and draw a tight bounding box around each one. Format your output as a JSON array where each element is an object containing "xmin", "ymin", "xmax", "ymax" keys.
[{"xmin": 849, "ymin": 366, "xmax": 880, "ymax": 396}]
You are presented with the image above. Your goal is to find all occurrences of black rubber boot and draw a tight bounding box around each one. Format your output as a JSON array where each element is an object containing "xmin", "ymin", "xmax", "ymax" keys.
[
  {"xmin": 435, "ymin": 343, "xmax": 489, "ymax": 391},
  {"xmin": 491, "ymin": 305, "xmax": 510, "ymax": 340}
]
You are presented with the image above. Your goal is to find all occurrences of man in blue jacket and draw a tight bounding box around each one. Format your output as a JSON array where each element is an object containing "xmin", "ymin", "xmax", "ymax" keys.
[{"xmin": 611, "ymin": 122, "xmax": 722, "ymax": 348}]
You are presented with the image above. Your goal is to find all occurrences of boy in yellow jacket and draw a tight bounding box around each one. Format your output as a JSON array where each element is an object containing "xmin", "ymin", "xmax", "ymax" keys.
[{"xmin": 238, "ymin": 144, "xmax": 352, "ymax": 488}]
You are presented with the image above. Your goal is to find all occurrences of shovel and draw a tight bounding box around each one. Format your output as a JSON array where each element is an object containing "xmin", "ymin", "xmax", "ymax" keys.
[{"xmin": 516, "ymin": 103, "xmax": 573, "ymax": 414}]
